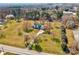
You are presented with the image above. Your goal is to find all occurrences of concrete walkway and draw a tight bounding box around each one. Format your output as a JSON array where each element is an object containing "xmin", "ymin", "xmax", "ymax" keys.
[{"xmin": 0, "ymin": 44, "xmax": 50, "ymax": 55}]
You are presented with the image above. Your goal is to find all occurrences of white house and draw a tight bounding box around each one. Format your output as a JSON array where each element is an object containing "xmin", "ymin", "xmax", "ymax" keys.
[{"xmin": 5, "ymin": 14, "xmax": 15, "ymax": 19}]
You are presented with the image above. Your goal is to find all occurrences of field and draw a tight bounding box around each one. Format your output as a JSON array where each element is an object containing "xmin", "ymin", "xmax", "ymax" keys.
[
  {"xmin": 66, "ymin": 29, "xmax": 75, "ymax": 48},
  {"xmin": 0, "ymin": 20, "xmax": 25, "ymax": 48},
  {"xmin": 0, "ymin": 19, "xmax": 75, "ymax": 54},
  {"xmin": 32, "ymin": 21, "xmax": 64, "ymax": 54}
]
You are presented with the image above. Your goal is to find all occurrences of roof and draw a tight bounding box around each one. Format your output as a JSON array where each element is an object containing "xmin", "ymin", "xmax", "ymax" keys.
[
  {"xmin": 0, "ymin": 19, "xmax": 4, "ymax": 22},
  {"xmin": 5, "ymin": 14, "xmax": 15, "ymax": 18},
  {"xmin": 63, "ymin": 11, "xmax": 77, "ymax": 15}
]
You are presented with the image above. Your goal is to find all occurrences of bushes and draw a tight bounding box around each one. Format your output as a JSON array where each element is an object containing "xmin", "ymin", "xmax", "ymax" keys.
[
  {"xmin": 28, "ymin": 44, "xmax": 34, "ymax": 50},
  {"xmin": 0, "ymin": 31, "xmax": 6, "ymax": 38},
  {"xmin": 66, "ymin": 20, "xmax": 77, "ymax": 29},
  {"xmin": 60, "ymin": 26, "xmax": 70, "ymax": 54},
  {"xmin": 35, "ymin": 44, "xmax": 42, "ymax": 52},
  {"xmin": 61, "ymin": 34, "xmax": 68, "ymax": 44},
  {"xmin": 4, "ymin": 25, "xmax": 8, "ymax": 29},
  {"xmin": 61, "ymin": 26, "xmax": 68, "ymax": 44},
  {"xmin": 61, "ymin": 43, "xmax": 70, "ymax": 53},
  {"xmin": 0, "ymin": 33, "xmax": 5, "ymax": 38},
  {"xmin": 18, "ymin": 31, "xmax": 22, "ymax": 36},
  {"xmin": 24, "ymin": 28, "xmax": 34, "ymax": 33},
  {"xmin": 43, "ymin": 30, "xmax": 50, "ymax": 34},
  {"xmin": 61, "ymin": 26, "xmax": 66, "ymax": 34},
  {"xmin": 52, "ymin": 38, "xmax": 60, "ymax": 43}
]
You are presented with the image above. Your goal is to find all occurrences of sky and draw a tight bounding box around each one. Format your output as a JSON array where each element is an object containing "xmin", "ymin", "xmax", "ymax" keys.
[{"xmin": 0, "ymin": 0, "xmax": 79, "ymax": 3}]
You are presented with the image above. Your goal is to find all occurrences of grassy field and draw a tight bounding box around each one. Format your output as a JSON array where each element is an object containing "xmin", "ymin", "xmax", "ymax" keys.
[
  {"xmin": 0, "ymin": 20, "xmax": 65, "ymax": 54},
  {"xmin": 66, "ymin": 29, "xmax": 75, "ymax": 48},
  {"xmin": 0, "ymin": 20, "xmax": 25, "ymax": 48},
  {"xmin": 38, "ymin": 32, "xmax": 63, "ymax": 54},
  {"xmin": 31, "ymin": 21, "xmax": 64, "ymax": 54}
]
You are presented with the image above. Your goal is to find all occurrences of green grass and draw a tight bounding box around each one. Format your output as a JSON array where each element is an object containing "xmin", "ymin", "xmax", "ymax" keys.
[
  {"xmin": 0, "ymin": 20, "xmax": 64, "ymax": 54},
  {"xmin": 34, "ymin": 34, "xmax": 63, "ymax": 54},
  {"xmin": 32, "ymin": 21, "xmax": 64, "ymax": 54},
  {"xmin": 0, "ymin": 20, "xmax": 25, "ymax": 48},
  {"xmin": 66, "ymin": 29, "xmax": 74, "ymax": 48}
]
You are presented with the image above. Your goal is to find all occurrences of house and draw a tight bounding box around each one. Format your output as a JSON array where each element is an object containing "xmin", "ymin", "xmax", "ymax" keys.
[
  {"xmin": 62, "ymin": 11, "xmax": 78, "ymax": 28},
  {"xmin": 0, "ymin": 19, "xmax": 5, "ymax": 27},
  {"xmin": 32, "ymin": 23, "xmax": 44, "ymax": 30},
  {"xmin": 5, "ymin": 14, "xmax": 15, "ymax": 19},
  {"xmin": 62, "ymin": 11, "xmax": 77, "ymax": 24}
]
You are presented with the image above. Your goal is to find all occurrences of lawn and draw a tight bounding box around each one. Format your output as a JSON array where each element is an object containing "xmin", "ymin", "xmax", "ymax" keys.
[
  {"xmin": 0, "ymin": 20, "xmax": 40, "ymax": 48},
  {"xmin": 38, "ymin": 33, "xmax": 63, "ymax": 54},
  {"xmin": 0, "ymin": 20, "xmax": 25, "ymax": 48},
  {"xmin": 0, "ymin": 20, "xmax": 64, "ymax": 54},
  {"xmin": 66, "ymin": 29, "xmax": 75, "ymax": 48},
  {"xmin": 32, "ymin": 21, "xmax": 64, "ymax": 54}
]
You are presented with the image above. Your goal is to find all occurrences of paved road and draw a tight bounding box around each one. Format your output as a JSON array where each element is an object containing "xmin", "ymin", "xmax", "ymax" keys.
[
  {"xmin": 72, "ymin": 29, "xmax": 79, "ymax": 41},
  {"xmin": 0, "ymin": 44, "xmax": 50, "ymax": 55}
]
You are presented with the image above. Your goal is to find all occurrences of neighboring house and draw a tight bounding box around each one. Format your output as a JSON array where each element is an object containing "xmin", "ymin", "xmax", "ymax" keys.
[
  {"xmin": 0, "ymin": 19, "xmax": 5, "ymax": 27},
  {"xmin": 62, "ymin": 11, "xmax": 78, "ymax": 28},
  {"xmin": 5, "ymin": 14, "xmax": 15, "ymax": 19},
  {"xmin": 0, "ymin": 19, "xmax": 5, "ymax": 25}
]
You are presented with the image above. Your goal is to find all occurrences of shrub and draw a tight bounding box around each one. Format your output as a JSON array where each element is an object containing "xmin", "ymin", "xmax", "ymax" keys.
[
  {"xmin": 61, "ymin": 26, "xmax": 66, "ymax": 34},
  {"xmin": 44, "ymin": 39, "xmax": 48, "ymax": 41},
  {"xmin": 52, "ymin": 38, "xmax": 60, "ymax": 43},
  {"xmin": 29, "ymin": 44, "xmax": 33, "ymax": 50},
  {"xmin": 35, "ymin": 44, "xmax": 42, "ymax": 52},
  {"xmin": 4, "ymin": 25, "xmax": 8, "ymax": 29},
  {"xmin": 0, "ymin": 33, "xmax": 5, "ymax": 38},
  {"xmin": 25, "ymin": 42, "xmax": 29, "ymax": 47},
  {"xmin": 61, "ymin": 34, "xmax": 68, "ymax": 44},
  {"xmin": 18, "ymin": 31, "xmax": 22, "ymax": 36},
  {"xmin": 24, "ymin": 28, "xmax": 34, "ymax": 33},
  {"xmin": 61, "ymin": 43, "xmax": 70, "ymax": 53},
  {"xmin": 66, "ymin": 20, "xmax": 77, "ymax": 29},
  {"xmin": 43, "ymin": 30, "xmax": 50, "ymax": 34}
]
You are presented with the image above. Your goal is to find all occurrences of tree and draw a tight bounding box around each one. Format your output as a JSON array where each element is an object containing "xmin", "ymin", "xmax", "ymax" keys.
[
  {"xmin": 61, "ymin": 34, "xmax": 68, "ymax": 44},
  {"xmin": 55, "ymin": 5, "xmax": 59, "ymax": 10},
  {"xmin": 35, "ymin": 44, "xmax": 42, "ymax": 52},
  {"xmin": 76, "ymin": 11, "xmax": 79, "ymax": 21},
  {"xmin": 23, "ymin": 21, "xmax": 33, "ymax": 33},
  {"xmin": 24, "ymin": 34, "xmax": 30, "ymax": 47},
  {"xmin": 26, "ymin": 11, "xmax": 40, "ymax": 20},
  {"xmin": 56, "ymin": 11, "xmax": 63, "ymax": 20},
  {"xmin": 61, "ymin": 43, "xmax": 70, "ymax": 53},
  {"xmin": 66, "ymin": 20, "xmax": 77, "ymax": 29},
  {"xmin": 0, "ymin": 30, "xmax": 5, "ymax": 38},
  {"xmin": 61, "ymin": 26, "xmax": 66, "ymax": 34}
]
